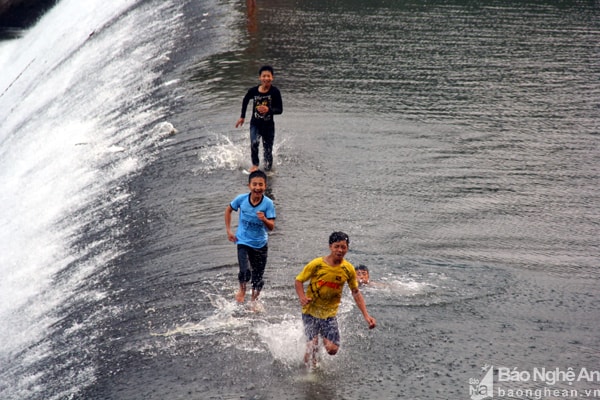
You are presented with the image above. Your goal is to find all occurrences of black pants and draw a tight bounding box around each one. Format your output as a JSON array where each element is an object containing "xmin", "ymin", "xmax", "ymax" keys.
[
  {"xmin": 237, "ymin": 244, "xmax": 268, "ymax": 291},
  {"xmin": 250, "ymin": 124, "xmax": 274, "ymax": 170}
]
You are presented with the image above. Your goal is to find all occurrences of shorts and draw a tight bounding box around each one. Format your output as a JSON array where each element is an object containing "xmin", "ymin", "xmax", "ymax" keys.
[{"xmin": 301, "ymin": 313, "xmax": 340, "ymax": 346}]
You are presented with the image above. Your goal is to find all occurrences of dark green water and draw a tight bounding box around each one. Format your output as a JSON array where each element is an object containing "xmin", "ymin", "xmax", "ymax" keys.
[{"xmin": 1, "ymin": 0, "xmax": 598, "ymax": 399}]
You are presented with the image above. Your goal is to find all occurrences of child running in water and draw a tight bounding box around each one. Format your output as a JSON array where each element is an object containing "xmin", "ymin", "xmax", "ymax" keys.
[
  {"xmin": 225, "ymin": 170, "xmax": 276, "ymax": 303},
  {"xmin": 295, "ymin": 232, "xmax": 376, "ymax": 368},
  {"xmin": 235, "ymin": 65, "xmax": 283, "ymax": 172}
]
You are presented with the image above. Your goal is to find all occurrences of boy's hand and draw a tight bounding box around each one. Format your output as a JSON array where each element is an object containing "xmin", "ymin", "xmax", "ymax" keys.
[
  {"xmin": 299, "ymin": 295, "xmax": 312, "ymax": 306},
  {"xmin": 235, "ymin": 117, "xmax": 244, "ymax": 128},
  {"xmin": 256, "ymin": 212, "xmax": 275, "ymax": 231},
  {"xmin": 227, "ymin": 230, "xmax": 237, "ymax": 243},
  {"xmin": 365, "ymin": 315, "xmax": 376, "ymax": 329},
  {"xmin": 256, "ymin": 105, "xmax": 268, "ymax": 114}
]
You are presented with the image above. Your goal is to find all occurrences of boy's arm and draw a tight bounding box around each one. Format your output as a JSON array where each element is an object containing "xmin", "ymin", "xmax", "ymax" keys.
[
  {"xmin": 351, "ymin": 288, "xmax": 376, "ymax": 329},
  {"xmin": 265, "ymin": 218, "xmax": 275, "ymax": 231},
  {"xmin": 236, "ymin": 90, "xmax": 253, "ymax": 127},
  {"xmin": 256, "ymin": 212, "xmax": 275, "ymax": 231},
  {"xmin": 271, "ymin": 88, "xmax": 283, "ymax": 115},
  {"xmin": 295, "ymin": 279, "xmax": 312, "ymax": 306},
  {"xmin": 257, "ymin": 201, "xmax": 276, "ymax": 231},
  {"xmin": 224, "ymin": 205, "xmax": 236, "ymax": 242}
]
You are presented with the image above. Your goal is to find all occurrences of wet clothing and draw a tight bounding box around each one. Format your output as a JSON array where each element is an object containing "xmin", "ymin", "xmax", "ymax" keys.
[
  {"xmin": 229, "ymin": 193, "xmax": 276, "ymax": 249},
  {"xmin": 250, "ymin": 124, "xmax": 274, "ymax": 170},
  {"xmin": 239, "ymin": 85, "xmax": 282, "ymax": 169},
  {"xmin": 239, "ymin": 85, "xmax": 283, "ymax": 125},
  {"xmin": 229, "ymin": 192, "xmax": 275, "ymax": 289},
  {"xmin": 302, "ymin": 314, "xmax": 340, "ymax": 345},
  {"xmin": 237, "ymin": 243, "xmax": 268, "ymax": 291},
  {"xmin": 295, "ymin": 257, "xmax": 359, "ymax": 320}
]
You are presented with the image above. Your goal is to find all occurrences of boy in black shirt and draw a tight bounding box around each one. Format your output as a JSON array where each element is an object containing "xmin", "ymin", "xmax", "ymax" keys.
[{"xmin": 235, "ymin": 65, "xmax": 283, "ymax": 172}]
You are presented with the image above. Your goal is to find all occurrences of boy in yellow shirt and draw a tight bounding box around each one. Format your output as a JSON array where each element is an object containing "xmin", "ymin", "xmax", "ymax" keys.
[{"xmin": 295, "ymin": 232, "xmax": 376, "ymax": 368}]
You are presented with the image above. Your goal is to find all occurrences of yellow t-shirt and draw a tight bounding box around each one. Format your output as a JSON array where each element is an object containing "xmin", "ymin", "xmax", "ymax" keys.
[{"xmin": 295, "ymin": 257, "xmax": 358, "ymax": 319}]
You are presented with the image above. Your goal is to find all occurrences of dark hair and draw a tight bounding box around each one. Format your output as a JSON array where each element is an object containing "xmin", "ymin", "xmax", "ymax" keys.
[
  {"xmin": 259, "ymin": 65, "xmax": 274, "ymax": 75},
  {"xmin": 248, "ymin": 169, "xmax": 267, "ymax": 183},
  {"xmin": 329, "ymin": 231, "xmax": 349, "ymax": 245},
  {"xmin": 357, "ymin": 264, "xmax": 369, "ymax": 272}
]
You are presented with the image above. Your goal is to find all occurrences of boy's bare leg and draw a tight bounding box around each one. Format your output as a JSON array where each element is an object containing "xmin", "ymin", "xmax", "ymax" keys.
[
  {"xmin": 249, "ymin": 289, "xmax": 264, "ymax": 312},
  {"xmin": 304, "ymin": 337, "xmax": 319, "ymax": 367},
  {"xmin": 235, "ymin": 283, "xmax": 247, "ymax": 303},
  {"xmin": 322, "ymin": 337, "xmax": 339, "ymax": 355}
]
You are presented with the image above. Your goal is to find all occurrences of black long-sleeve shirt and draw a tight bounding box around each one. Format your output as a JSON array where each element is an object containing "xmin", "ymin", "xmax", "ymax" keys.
[{"xmin": 240, "ymin": 85, "xmax": 283, "ymax": 126}]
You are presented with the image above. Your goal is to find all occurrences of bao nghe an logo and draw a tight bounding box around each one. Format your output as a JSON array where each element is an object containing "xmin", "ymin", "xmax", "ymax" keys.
[
  {"xmin": 468, "ymin": 364, "xmax": 600, "ymax": 399},
  {"xmin": 469, "ymin": 364, "xmax": 494, "ymax": 399}
]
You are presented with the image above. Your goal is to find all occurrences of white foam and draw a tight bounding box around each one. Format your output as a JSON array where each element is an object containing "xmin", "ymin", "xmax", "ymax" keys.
[
  {"xmin": 197, "ymin": 134, "xmax": 247, "ymax": 172},
  {"xmin": 196, "ymin": 133, "xmax": 287, "ymax": 173},
  {"xmin": 254, "ymin": 316, "xmax": 306, "ymax": 367},
  {"xmin": 153, "ymin": 295, "xmax": 251, "ymax": 337},
  {"xmin": 0, "ymin": 0, "xmax": 183, "ymax": 396}
]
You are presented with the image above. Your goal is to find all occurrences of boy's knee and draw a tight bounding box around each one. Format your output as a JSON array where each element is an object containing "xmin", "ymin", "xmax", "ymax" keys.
[
  {"xmin": 238, "ymin": 270, "xmax": 251, "ymax": 282},
  {"xmin": 324, "ymin": 342, "xmax": 339, "ymax": 356}
]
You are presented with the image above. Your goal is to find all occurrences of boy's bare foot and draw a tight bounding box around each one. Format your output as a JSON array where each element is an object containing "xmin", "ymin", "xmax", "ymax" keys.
[
  {"xmin": 235, "ymin": 291, "xmax": 245, "ymax": 303},
  {"xmin": 235, "ymin": 285, "xmax": 246, "ymax": 303},
  {"xmin": 249, "ymin": 165, "xmax": 259, "ymax": 172}
]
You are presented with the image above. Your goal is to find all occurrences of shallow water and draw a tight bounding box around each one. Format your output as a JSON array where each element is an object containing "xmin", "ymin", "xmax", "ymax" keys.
[{"xmin": 0, "ymin": 0, "xmax": 598, "ymax": 399}]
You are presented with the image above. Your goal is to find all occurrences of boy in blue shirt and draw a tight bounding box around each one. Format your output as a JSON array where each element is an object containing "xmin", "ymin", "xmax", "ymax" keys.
[{"xmin": 225, "ymin": 170, "xmax": 276, "ymax": 303}]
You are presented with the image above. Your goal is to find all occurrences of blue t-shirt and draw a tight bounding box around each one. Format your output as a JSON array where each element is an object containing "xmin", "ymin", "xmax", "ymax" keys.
[{"xmin": 230, "ymin": 193, "xmax": 276, "ymax": 248}]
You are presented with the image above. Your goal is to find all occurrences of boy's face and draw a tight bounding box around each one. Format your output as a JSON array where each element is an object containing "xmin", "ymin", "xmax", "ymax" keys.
[
  {"xmin": 329, "ymin": 240, "xmax": 349, "ymax": 260},
  {"xmin": 248, "ymin": 177, "xmax": 267, "ymax": 195},
  {"xmin": 356, "ymin": 269, "xmax": 370, "ymax": 285},
  {"xmin": 259, "ymin": 70, "xmax": 273, "ymax": 87}
]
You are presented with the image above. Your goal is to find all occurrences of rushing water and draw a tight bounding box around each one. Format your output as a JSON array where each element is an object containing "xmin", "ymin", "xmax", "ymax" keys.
[{"xmin": 0, "ymin": 0, "xmax": 599, "ymax": 399}]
